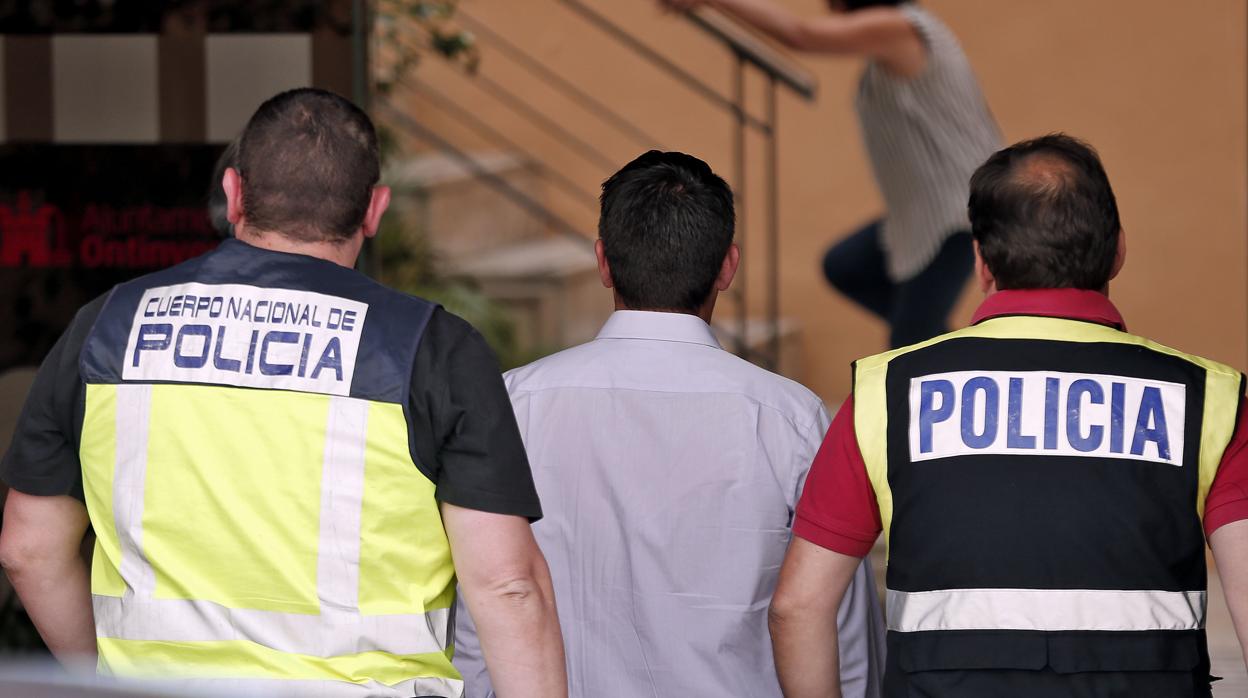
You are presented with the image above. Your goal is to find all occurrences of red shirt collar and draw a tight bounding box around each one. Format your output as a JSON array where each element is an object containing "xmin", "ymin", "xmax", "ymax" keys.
[{"xmin": 971, "ymin": 289, "xmax": 1127, "ymax": 331}]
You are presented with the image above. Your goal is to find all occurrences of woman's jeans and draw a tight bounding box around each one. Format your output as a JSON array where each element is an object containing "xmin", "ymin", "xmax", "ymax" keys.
[{"xmin": 822, "ymin": 219, "xmax": 975, "ymax": 349}]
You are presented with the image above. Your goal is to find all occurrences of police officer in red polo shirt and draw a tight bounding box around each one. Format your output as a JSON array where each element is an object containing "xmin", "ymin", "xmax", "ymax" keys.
[{"xmin": 767, "ymin": 134, "xmax": 1248, "ymax": 698}]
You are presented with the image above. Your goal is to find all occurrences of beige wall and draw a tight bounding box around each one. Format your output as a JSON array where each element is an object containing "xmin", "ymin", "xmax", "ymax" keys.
[{"xmin": 400, "ymin": 0, "xmax": 1247, "ymax": 402}]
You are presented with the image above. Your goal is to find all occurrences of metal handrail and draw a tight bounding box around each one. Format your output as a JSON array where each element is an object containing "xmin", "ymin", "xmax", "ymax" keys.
[
  {"xmin": 557, "ymin": 0, "xmax": 771, "ymax": 132},
  {"xmin": 376, "ymin": 99, "xmax": 592, "ymax": 245},
  {"xmin": 383, "ymin": 1, "xmax": 817, "ymax": 370},
  {"xmin": 395, "ymin": 36, "xmax": 620, "ymax": 171},
  {"xmin": 558, "ymin": 0, "xmax": 816, "ymax": 107},
  {"xmin": 550, "ymin": 0, "xmax": 816, "ymax": 369},
  {"xmin": 456, "ymin": 9, "xmax": 665, "ymax": 150},
  {"xmin": 399, "ymin": 77, "xmax": 601, "ymax": 211},
  {"xmin": 470, "ymin": 69, "xmax": 620, "ymax": 171},
  {"xmin": 686, "ymin": 8, "xmax": 817, "ymax": 100}
]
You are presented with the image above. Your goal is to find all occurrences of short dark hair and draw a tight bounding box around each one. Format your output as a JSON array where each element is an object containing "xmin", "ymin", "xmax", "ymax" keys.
[
  {"xmin": 968, "ymin": 134, "xmax": 1121, "ymax": 290},
  {"xmin": 237, "ymin": 88, "xmax": 380, "ymax": 242},
  {"xmin": 599, "ymin": 151, "xmax": 735, "ymax": 312}
]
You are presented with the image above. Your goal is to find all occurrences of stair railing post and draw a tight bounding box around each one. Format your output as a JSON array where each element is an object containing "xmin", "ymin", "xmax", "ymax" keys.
[
  {"xmin": 765, "ymin": 74, "xmax": 780, "ymax": 373},
  {"xmin": 353, "ymin": 0, "xmax": 380, "ymax": 277},
  {"xmin": 733, "ymin": 52, "xmax": 749, "ymax": 359}
]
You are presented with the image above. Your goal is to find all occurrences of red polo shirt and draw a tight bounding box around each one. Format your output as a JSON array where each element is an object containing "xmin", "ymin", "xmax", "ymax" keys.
[{"xmin": 794, "ymin": 289, "xmax": 1248, "ymax": 557}]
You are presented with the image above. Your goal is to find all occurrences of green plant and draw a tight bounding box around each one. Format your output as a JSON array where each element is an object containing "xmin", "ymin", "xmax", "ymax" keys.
[
  {"xmin": 374, "ymin": 210, "xmax": 533, "ymax": 369},
  {"xmin": 374, "ymin": 0, "xmax": 480, "ymax": 96}
]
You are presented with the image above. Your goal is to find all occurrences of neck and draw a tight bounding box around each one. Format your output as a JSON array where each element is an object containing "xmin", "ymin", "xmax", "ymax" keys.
[
  {"xmin": 236, "ymin": 227, "xmax": 360, "ymax": 268},
  {"xmin": 984, "ymin": 285, "xmax": 1112, "ymax": 298},
  {"xmin": 613, "ymin": 293, "xmax": 717, "ymax": 324}
]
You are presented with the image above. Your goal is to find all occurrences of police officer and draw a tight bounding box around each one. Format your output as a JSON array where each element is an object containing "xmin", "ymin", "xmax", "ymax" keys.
[
  {"xmin": 0, "ymin": 88, "xmax": 567, "ymax": 698},
  {"xmin": 767, "ymin": 134, "xmax": 1248, "ymax": 697}
]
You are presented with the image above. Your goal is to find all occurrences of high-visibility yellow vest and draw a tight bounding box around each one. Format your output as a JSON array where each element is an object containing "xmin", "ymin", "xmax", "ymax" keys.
[
  {"xmin": 852, "ymin": 314, "xmax": 1243, "ymax": 677},
  {"xmin": 78, "ymin": 240, "xmax": 463, "ymax": 697}
]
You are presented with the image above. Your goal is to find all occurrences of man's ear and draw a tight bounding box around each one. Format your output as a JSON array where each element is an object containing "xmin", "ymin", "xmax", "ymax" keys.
[
  {"xmin": 595, "ymin": 239, "xmax": 614, "ymax": 289},
  {"xmin": 223, "ymin": 167, "xmax": 245, "ymax": 226},
  {"xmin": 973, "ymin": 240, "xmax": 996, "ymax": 294},
  {"xmin": 1109, "ymin": 228, "xmax": 1126, "ymax": 281},
  {"xmin": 361, "ymin": 186, "xmax": 391, "ymax": 239},
  {"xmin": 715, "ymin": 243, "xmax": 740, "ymax": 291}
]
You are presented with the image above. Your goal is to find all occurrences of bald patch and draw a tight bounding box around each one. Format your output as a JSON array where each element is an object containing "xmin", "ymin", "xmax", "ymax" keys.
[
  {"xmin": 967, "ymin": 133, "xmax": 1121, "ymax": 290},
  {"xmin": 1009, "ymin": 153, "xmax": 1078, "ymax": 197}
]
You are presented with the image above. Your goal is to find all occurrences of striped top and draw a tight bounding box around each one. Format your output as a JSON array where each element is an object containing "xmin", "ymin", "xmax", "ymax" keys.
[{"xmin": 855, "ymin": 3, "xmax": 1001, "ymax": 281}]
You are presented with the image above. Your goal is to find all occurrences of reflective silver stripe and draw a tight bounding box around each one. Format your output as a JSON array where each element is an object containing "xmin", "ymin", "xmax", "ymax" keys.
[
  {"xmin": 887, "ymin": 588, "xmax": 1207, "ymax": 633},
  {"xmin": 317, "ymin": 396, "xmax": 369, "ymax": 617},
  {"xmin": 406, "ymin": 676, "xmax": 465, "ymax": 698},
  {"xmin": 113, "ymin": 384, "xmax": 155, "ymax": 597},
  {"xmin": 94, "ymin": 595, "xmax": 452, "ymax": 657},
  {"xmin": 114, "ymin": 675, "xmax": 465, "ymax": 698}
]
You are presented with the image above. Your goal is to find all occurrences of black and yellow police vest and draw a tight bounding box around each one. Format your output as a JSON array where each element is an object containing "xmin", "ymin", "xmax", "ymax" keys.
[
  {"xmin": 854, "ymin": 313, "xmax": 1243, "ymax": 680},
  {"xmin": 77, "ymin": 239, "xmax": 462, "ymax": 697}
]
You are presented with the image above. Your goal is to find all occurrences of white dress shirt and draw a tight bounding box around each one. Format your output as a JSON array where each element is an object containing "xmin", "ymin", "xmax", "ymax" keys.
[{"xmin": 454, "ymin": 310, "xmax": 885, "ymax": 697}]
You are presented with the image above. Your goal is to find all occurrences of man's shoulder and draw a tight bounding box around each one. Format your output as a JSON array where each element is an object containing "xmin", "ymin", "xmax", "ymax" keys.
[
  {"xmin": 503, "ymin": 339, "xmax": 608, "ymax": 391},
  {"xmin": 714, "ymin": 349, "xmax": 827, "ymax": 420},
  {"xmin": 505, "ymin": 338, "xmax": 826, "ymax": 425},
  {"xmin": 1122, "ymin": 331, "xmax": 1243, "ymax": 381},
  {"xmin": 72, "ymin": 292, "xmax": 111, "ymax": 328}
]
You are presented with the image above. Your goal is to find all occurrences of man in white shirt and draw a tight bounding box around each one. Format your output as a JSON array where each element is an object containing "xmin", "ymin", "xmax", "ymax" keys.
[{"xmin": 454, "ymin": 151, "xmax": 885, "ymax": 697}]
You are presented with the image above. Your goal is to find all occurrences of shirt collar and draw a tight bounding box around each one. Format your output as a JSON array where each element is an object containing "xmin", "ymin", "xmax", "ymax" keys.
[
  {"xmin": 596, "ymin": 310, "xmax": 722, "ymax": 348},
  {"xmin": 971, "ymin": 288, "xmax": 1127, "ymax": 331}
]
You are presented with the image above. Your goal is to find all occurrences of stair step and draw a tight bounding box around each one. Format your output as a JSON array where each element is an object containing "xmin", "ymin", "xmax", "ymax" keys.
[
  {"xmin": 450, "ymin": 235, "xmax": 610, "ymax": 354},
  {"xmin": 384, "ymin": 151, "xmax": 534, "ymax": 191},
  {"xmin": 449, "ymin": 235, "xmax": 596, "ymax": 281},
  {"xmin": 385, "ymin": 150, "xmax": 550, "ymax": 260}
]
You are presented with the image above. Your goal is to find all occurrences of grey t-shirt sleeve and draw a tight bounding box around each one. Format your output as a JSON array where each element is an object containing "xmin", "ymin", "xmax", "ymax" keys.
[
  {"xmin": 406, "ymin": 308, "xmax": 542, "ymax": 520},
  {"xmin": 1, "ymin": 295, "xmax": 108, "ymax": 501}
]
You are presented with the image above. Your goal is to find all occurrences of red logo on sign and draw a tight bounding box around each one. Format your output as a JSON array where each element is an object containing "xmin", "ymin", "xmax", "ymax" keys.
[{"xmin": 0, "ymin": 191, "xmax": 72, "ymax": 268}]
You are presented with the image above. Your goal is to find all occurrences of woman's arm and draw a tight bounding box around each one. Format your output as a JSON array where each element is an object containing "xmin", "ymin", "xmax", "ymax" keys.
[{"xmin": 663, "ymin": 0, "xmax": 924, "ymax": 75}]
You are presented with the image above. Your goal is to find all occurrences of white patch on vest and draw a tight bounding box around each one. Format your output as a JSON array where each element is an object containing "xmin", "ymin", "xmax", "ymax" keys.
[
  {"xmin": 908, "ymin": 370, "xmax": 1185, "ymax": 466},
  {"xmin": 122, "ymin": 282, "xmax": 368, "ymax": 396}
]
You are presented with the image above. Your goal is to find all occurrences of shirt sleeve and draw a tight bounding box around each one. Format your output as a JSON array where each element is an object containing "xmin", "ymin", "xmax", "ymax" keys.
[
  {"xmin": 0, "ymin": 295, "xmax": 106, "ymax": 502},
  {"xmin": 451, "ymin": 593, "xmax": 494, "ymax": 698},
  {"xmin": 789, "ymin": 401, "xmax": 832, "ymax": 515},
  {"xmin": 1204, "ymin": 396, "xmax": 1248, "ymax": 538},
  {"xmin": 407, "ymin": 308, "xmax": 542, "ymax": 520},
  {"xmin": 792, "ymin": 396, "xmax": 883, "ymax": 557}
]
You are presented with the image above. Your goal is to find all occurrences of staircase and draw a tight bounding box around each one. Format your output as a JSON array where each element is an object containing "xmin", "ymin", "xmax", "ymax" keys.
[
  {"xmin": 385, "ymin": 149, "xmax": 610, "ymax": 352},
  {"xmin": 375, "ymin": 0, "xmax": 818, "ymax": 378},
  {"xmin": 385, "ymin": 151, "xmax": 549, "ymax": 257}
]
